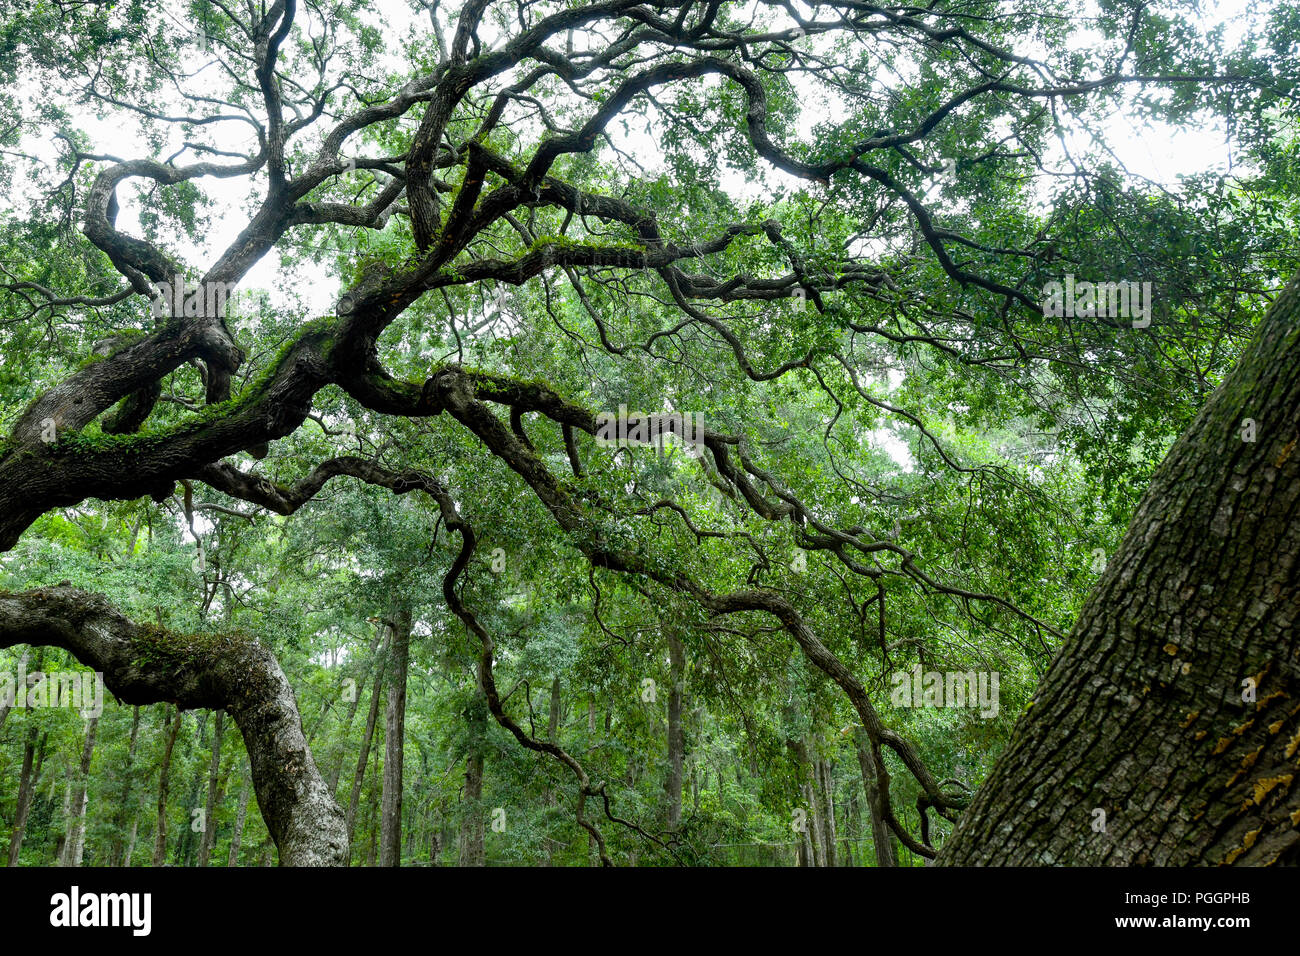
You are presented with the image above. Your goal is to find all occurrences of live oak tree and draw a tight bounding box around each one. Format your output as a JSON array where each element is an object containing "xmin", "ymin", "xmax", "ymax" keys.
[{"xmin": 0, "ymin": 0, "xmax": 1296, "ymax": 864}]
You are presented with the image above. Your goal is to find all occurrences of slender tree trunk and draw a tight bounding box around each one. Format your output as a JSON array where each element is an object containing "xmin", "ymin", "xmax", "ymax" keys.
[
  {"xmin": 365, "ymin": 742, "xmax": 381, "ymax": 866},
  {"xmin": 547, "ymin": 676, "xmax": 561, "ymax": 740},
  {"xmin": 458, "ymin": 691, "xmax": 487, "ymax": 867},
  {"xmin": 941, "ymin": 274, "xmax": 1300, "ymax": 866},
  {"xmin": 790, "ymin": 738, "xmax": 824, "ymax": 866},
  {"xmin": 108, "ymin": 705, "xmax": 141, "ymax": 866},
  {"xmin": 818, "ymin": 758, "xmax": 838, "ymax": 867},
  {"xmin": 845, "ymin": 789, "xmax": 860, "ymax": 867},
  {"xmin": 542, "ymin": 676, "xmax": 562, "ymax": 866},
  {"xmin": 664, "ymin": 632, "xmax": 686, "ymax": 830},
  {"xmin": 198, "ymin": 710, "xmax": 226, "ymax": 866},
  {"xmin": 379, "ymin": 608, "xmax": 412, "ymax": 867},
  {"xmin": 3, "ymin": 650, "xmax": 43, "ymax": 868},
  {"xmin": 0, "ymin": 648, "xmax": 30, "ymax": 734},
  {"xmin": 7, "ymin": 728, "xmax": 46, "ymax": 866},
  {"xmin": 346, "ymin": 632, "xmax": 387, "ymax": 853},
  {"xmin": 55, "ymin": 774, "xmax": 73, "ymax": 865},
  {"xmin": 175, "ymin": 712, "xmax": 207, "ymax": 866},
  {"xmin": 60, "ymin": 715, "xmax": 98, "ymax": 866},
  {"xmin": 854, "ymin": 729, "xmax": 898, "ymax": 866},
  {"xmin": 123, "ymin": 819, "xmax": 138, "ymax": 867},
  {"xmin": 326, "ymin": 630, "xmax": 384, "ymax": 792},
  {"xmin": 153, "ymin": 707, "xmax": 182, "ymax": 866},
  {"xmin": 458, "ymin": 752, "xmax": 486, "ymax": 866},
  {"xmin": 228, "ymin": 769, "xmax": 250, "ymax": 867}
]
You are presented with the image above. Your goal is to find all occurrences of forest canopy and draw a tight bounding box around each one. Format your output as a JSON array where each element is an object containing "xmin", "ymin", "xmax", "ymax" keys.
[{"xmin": 0, "ymin": 0, "xmax": 1297, "ymax": 867}]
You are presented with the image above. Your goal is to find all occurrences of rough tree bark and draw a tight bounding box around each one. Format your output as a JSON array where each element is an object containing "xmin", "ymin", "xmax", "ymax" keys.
[
  {"xmin": 940, "ymin": 273, "xmax": 1300, "ymax": 866},
  {"xmin": 0, "ymin": 586, "xmax": 348, "ymax": 865}
]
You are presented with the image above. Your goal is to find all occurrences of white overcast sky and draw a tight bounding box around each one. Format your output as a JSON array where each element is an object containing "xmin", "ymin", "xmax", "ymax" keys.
[{"xmin": 1, "ymin": 0, "xmax": 1266, "ymax": 318}]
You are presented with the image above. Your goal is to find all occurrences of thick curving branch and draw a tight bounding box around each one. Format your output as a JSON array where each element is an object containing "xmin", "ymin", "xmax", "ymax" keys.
[{"xmin": 0, "ymin": 585, "xmax": 347, "ymax": 865}]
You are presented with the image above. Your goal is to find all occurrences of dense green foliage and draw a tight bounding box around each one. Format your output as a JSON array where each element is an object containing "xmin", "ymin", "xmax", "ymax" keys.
[{"xmin": 0, "ymin": 0, "xmax": 1297, "ymax": 865}]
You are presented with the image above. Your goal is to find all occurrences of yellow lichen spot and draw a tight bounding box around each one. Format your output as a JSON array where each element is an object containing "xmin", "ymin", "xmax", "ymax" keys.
[
  {"xmin": 1195, "ymin": 730, "xmax": 1208, "ymax": 741},
  {"xmin": 1275, "ymin": 435, "xmax": 1296, "ymax": 468},
  {"xmin": 1269, "ymin": 719, "xmax": 1285, "ymax": 735},
  {"xmin": 1285, "ymin": 729, "xmax": 1300, "ymax": 760},
  {"xmin": 1248, "ymin": 774, "xmax": 1292, "ymax": 807},
  {"xmin": 1231, "ymin": 718, "xmax": 1256, "ymax": 736},
  {"xmin": 1257, "ymin": 690, "xmax": 1287, "ymax": 710},
  {"xmin": 1290, "ymin": 808, "xmax": 1300, "ymax": 828},
  {"xmin": 1223, "ymin": 828, "xmax": 1262, "ymax": 865},
  {"xmin": 1212, "ymin": 736, "xmax": 1233, "ymax": 755},
  {"xmin": 1163, "ymin": 643, "xmax": 1179, "ymax": 656},
  {"xmin": 1181, "ymin": 711, "xmax": 1200, "ymax": 729}
]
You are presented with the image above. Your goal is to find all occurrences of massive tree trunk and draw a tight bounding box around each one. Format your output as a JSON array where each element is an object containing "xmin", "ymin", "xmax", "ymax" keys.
[
  {"xmin": 0, "ymin": 585, "xmax": 348, "ymax": 865},
  {"xmin": 379, "ymin": 607, "xmax": 412, "ymax": 867},
  {"xmin": 940, "ymin": 274, "xmax": 1300, "ymax": 866}
]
